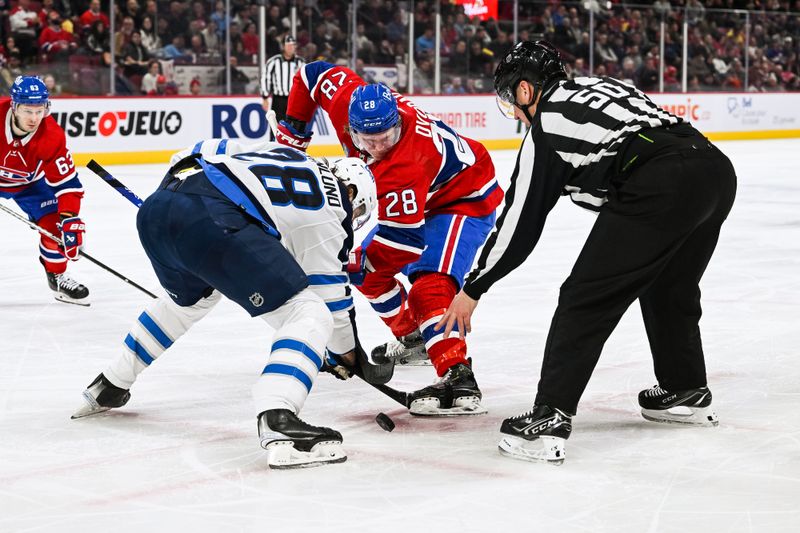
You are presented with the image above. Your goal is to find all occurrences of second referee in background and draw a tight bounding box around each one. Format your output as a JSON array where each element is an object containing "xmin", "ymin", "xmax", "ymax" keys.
[{"xmin": 261, "ymin": 35, "xmax": 305, "ymax": 141}]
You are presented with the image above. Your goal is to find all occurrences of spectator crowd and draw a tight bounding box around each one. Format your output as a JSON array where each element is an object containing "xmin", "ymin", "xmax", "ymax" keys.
[{"xmin": 0, "ymin": 0, "xmax": 797, "ymax": 96}]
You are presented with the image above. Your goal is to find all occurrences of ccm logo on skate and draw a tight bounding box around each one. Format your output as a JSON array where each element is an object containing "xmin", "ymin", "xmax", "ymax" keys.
[
  {"xmin": 51, "ymin": 111, "xmax": 182, "ymax": 137},
  {"xmin": 520, "ymin": 417, "xmax": 557, "ymax": 436}
]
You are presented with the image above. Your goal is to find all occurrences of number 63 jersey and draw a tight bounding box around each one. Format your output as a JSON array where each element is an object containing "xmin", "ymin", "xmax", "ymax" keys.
[
  {"xmin": 171, "ymin": 139, "xmax": 356, "ymax": 355},
  {"xmin": 0, "ymin": 98, "xmax": 82, "ymax": 215}
]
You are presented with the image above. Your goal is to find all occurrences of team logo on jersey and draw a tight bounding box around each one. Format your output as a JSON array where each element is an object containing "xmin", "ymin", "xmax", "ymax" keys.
[
  {"xmin": 0, "ymin": 150, "xmax": 34, "ymax": 184},
  {"xmin": 249, "ymin": 292, "xmax": 264, "ymax": 307}
]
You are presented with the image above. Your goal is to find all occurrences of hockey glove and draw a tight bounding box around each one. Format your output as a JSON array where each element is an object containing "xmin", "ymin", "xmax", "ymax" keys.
[
  {"xmin": 346, "ymin": 246, "xmax": 373, "ymax": 287},
  {"xmin": 58, "ymin": 214, "xmax": 85, "ymax": 261},
  {"xmin": 276, "ymin": 120, "xmax": 313, "ymax": 151},
  {"xmin": 321, "ymin": 351, "xmax": 354, "ymax": 381}
]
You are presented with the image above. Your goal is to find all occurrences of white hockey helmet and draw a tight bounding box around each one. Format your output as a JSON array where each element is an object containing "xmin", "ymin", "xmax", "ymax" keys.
[{"xmin": 331, "ymin": 157, "xmax": 377, "ymax": 231}]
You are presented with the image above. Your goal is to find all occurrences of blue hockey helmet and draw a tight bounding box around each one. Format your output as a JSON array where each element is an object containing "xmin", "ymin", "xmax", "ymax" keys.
[
  {"xmin": 348, "ymin": 84, "xmax": 401, "ymax": 159},
  {"xmin": 10, "ymin": 76, "xmax": 50, "ymax": 108}
]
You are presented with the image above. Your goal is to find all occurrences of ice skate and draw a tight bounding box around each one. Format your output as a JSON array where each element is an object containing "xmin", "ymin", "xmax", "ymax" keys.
[
  {"xmin": 408, "ymin": 362, "xmax": 487, "ymax": 416},
  {"xmin": 638, "ymin": 385, "xmax": 719, "ymax": 427},
  {"xmin": 372, "ymin": 329, "xmax": 430, "ymax": 366},
  {"xmin": 257, "ymin": 409, "xmax": 346, "ymax": 469},
  {"xmin": 498, "ymin": 405, "xmax": 572, "ymax": 465},
  {"xmin": 71, "ymin": 373, "xmax": 131, "ymax": 419},
  {"xmin": 47, "ymin": 271, "xmax": 90, "ymax": 306}
]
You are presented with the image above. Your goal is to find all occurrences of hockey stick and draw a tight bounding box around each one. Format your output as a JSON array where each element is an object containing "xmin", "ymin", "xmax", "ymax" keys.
[
  {"xmin": 0, "ymin": 202, "xmax": 158, "ymax": 299},
  {"xmin": 86, "ymin": 160, "xmax": 145, "ymax": 208},
  {"xmin": 87, "ymin": 160, "xmax": 405, "ymax": 389}
]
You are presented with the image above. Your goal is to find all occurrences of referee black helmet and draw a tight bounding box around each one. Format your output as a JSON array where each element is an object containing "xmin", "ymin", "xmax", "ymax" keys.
[{"xmin": 494, "ymin": 40, "xmax": 567, "ymax": 109}]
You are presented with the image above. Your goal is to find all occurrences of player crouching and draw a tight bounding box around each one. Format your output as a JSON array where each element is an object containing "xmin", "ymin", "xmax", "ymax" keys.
[
  {"xmin": 72, "ymin": 140, "xmax": 376, "ymax": 469},
  {"xmin": 1, "ymin": 76, "xmax": 88, "ymax": 305}
]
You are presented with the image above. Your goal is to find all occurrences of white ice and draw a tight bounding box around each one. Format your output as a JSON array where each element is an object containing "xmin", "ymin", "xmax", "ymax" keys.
[{"xmin": 1, "ymin": 140, "xmax": 799, "ymax": 533}]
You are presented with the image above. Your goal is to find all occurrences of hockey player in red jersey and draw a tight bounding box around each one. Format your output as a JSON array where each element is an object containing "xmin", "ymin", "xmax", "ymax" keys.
[
  {"xmin": 0, "ymin": 76, "xmax": 88, "ymax": 305},
  {"xmin": 277, "ymin": 61, "xmax": 503, "ymax": 416}
]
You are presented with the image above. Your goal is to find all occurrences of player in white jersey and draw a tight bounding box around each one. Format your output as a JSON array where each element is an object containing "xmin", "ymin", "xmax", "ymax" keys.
[{"xmin": 72, "ymin": 139, "xmax": 377, "ymax": 469}]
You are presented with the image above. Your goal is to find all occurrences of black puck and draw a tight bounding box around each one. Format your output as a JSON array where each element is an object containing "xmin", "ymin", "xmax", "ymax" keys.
[{"xmin": 375, "ymin": 412, "xmax": 395, "ymax": 432}]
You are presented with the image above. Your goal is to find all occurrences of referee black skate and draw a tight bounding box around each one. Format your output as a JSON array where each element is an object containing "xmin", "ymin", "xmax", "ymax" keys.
[
  {"xmin": 261, "ymin": 35, "xmax": 305, "ymax": 141},
  {"xmin": 437, "ymin": 41, "xmax": 736, "ymax": 465}
]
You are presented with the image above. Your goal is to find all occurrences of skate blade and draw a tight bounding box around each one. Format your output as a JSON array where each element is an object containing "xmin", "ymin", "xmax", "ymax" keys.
[
  {"xmin": 71, "ymin": 393, "xmax": 110, "ymax": 419},
  {"xmin": 265, "ymin": 440, "xmax": 347, "ymax": 469},
  {"xmin": 409, "ymin": 396, "xmax": 488, "ymax": 417},
  {"xmin": 53, "ymin": 292, "xmax": 91, "ymax": 307},
  {"xmin": 641, "ymin": 406, "xmax": 719, "ymax": 427},
  {"xmin": 397, "ymin": 357, "xmax": 432, "ymax": 366},
  {"xmin": 498, "ymin": 435, "xmax": 565, "ymax": 465}
]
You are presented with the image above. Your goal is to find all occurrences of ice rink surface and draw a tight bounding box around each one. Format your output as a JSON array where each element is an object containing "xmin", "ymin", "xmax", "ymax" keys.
[{"xmin": 1, "ymin": 139, "xmax": 799, "ymax": 533}]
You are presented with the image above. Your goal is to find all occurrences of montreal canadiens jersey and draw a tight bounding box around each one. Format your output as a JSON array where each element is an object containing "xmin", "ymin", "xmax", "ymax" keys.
[
  {"xmin": 0, "ymin": 98, "xmax": 82, "ymax": 214},
  {"xmin": 286, "ymin": 62, "xmax": 503, "ymax": 285},
  {"xmin": 171, "ymin": 139, "xmax": 356, "ymax": 355}
]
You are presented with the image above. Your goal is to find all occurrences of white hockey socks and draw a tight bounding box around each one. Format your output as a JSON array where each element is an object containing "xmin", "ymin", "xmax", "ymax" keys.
[
  {"xmin": 253, "ymin": 288, "xmax": 333, "ymax": 415},
  {"xmin": 105, "ymin": 291, "xmax": 222, "ymax": 388}
]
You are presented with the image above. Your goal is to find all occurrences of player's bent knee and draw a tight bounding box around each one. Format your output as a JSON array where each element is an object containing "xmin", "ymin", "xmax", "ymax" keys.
[{"xmin": 262, "ymin": 288, "xmax": 334, "ymax": 340}]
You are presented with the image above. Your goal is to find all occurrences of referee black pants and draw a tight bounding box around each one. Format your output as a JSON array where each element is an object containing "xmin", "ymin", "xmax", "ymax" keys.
[{"xmin": 535, "ymin": 129, "xmax": 737, "ymax": 414}]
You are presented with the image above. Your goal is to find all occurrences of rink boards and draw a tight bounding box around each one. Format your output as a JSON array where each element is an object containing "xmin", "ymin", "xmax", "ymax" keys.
[{"xmin": 47, "ymin": 91, "xmax": 800, "ymax": 166}]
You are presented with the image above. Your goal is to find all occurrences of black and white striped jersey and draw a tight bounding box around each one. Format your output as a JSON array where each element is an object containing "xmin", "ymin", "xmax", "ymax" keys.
[
  {"xmin": 261, "ymin": 54, "xmax": 306, "ymax": 98},
  {"xmin": 462, "ymin": 76, "xmax": 682, "ymax": 299}
]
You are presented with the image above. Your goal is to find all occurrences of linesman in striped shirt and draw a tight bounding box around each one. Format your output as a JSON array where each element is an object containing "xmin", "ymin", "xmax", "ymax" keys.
[
  {"xmin": 438, "ymin": 41, "xmax": 737, "ymax": 464},
  {"xmin": 261, "ymin": 35, "xmax": 305, "ymax": 140}
]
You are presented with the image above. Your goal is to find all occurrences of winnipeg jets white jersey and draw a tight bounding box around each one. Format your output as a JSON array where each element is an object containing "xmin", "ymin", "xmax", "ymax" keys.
[{"xmin": 171, "ymin": 139, "xmax": 355, "ymax": 355}]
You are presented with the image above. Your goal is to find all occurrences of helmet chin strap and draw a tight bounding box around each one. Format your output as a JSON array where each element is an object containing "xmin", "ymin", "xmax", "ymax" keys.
[{"xmin": 513, "ymin": 81, "xmax": 541, "ymax": 124}]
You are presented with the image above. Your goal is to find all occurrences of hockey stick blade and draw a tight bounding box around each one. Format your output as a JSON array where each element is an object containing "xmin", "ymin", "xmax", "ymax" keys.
[
  {"xmin": 355, "ymin": 344, "xmax": 395, "ymax": 385},
  {"xmin": 350, "ymin": 363, "xmax": 410, "ymax": 408},
  {"xmin": 87, "ymin": 160, "xmax": 145, "ymax": 208}
]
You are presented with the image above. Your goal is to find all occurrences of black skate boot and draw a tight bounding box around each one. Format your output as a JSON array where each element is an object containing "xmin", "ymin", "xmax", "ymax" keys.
[
  {"xmin": 71, "ymin": 373, "xmax": 131, "ymax": 419},
  {"xmin": 47, "ymin": 271, "xmax": 90, "ymax": 306},
  {"xmin": 257, "ymin": 409, "xmax": 346, "ymax": 469},
  {"xmin": 408, "ymin": 362, "xmax": 487, "ymax": 416},
  {"xmin": 638, "ymin": 385, "xmax": 719, "ymax": 427},
  {"xmin": 372, "ymin": 329, "xmax": 430, "ymax": 366},
  {"xmin": 498, "ymin": 405, "xmax": 572, "ymax": 465}
]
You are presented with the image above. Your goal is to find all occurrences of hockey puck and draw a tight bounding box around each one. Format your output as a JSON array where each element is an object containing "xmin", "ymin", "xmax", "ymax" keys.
[{"xmin": 375, "ymin": 412, "xmax": 395, "ymax": 432}]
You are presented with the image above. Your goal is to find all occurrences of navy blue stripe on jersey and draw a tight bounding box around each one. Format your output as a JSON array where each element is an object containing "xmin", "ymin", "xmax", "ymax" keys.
[
  {"xmin": 199, "ymin": 159, "xmax": 280, "ymax": 239},
  {"xmin": 326, "ymin": 297, "xmax": 353, "ymax": 312},
  {"xmin": 376, "ymin": 224, "xmax": 425, "ymax": 250},
  {"xmin": 124, "ymin": 334, "xmax": 154, "ymax": 365},
  {"xmin": 50, "ymin": 176, "xmax": 83, "ymax": 196},
  {"xmin": 431, "ymin": 134, "xmax": 467, "ymax": 191},
  {"xmin": 302, "ymin": 61, "xmax": 335, "ymax": 94},
  {"xmin": 138, "ymin": 312, "xmax": 173, "ymax": 350},
  {"xmin": 271, "ymin": 338, "xmax": 323, "ymax": 369},
  {"xmin": 308, "ymin": 274, "xmax": 348, "ymax": 285},
  {"xmin": 262, "ymin": 363, "xmax": 313, "ymax": 391}
]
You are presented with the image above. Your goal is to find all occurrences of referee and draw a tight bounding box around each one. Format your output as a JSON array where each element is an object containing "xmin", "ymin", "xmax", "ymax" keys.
[
  {"xmin": 261, "ymin": 35, "xmax": 305, "ymax": 140},
  {"xmin": 438, "ymin": 41, "xmax": 737, "ymax": 464}
]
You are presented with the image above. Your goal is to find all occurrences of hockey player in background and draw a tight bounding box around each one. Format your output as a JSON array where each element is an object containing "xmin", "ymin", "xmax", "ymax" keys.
[
  {"xmin": 438, "ymin": 41, "xmax": 736, "ymax": 464},
  {"xmin": 72, "ymin": 139, "xmax": 377, "ymax": 469},
  {"xmin": 0, "ymin": 76, "xmax": 88, "ymax": 305},
  {"xmin": 275, "ymin": 61, "xmax": 503, "ymax": 417}
]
